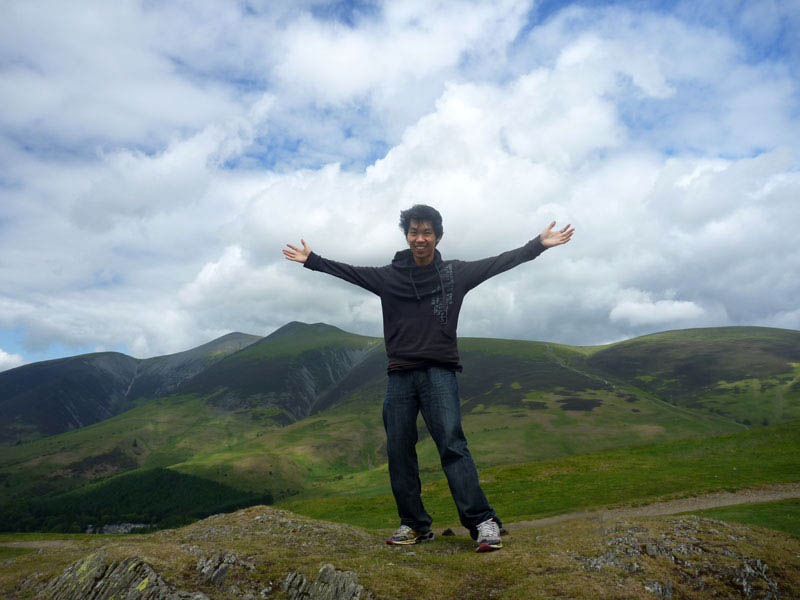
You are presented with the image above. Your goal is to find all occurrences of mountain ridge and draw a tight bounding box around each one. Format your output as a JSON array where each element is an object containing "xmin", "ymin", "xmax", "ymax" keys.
[
  {"xmin": 1, "ymin": 322, "xmax": 799, "ymax": 534},
  {"xmin": 0, "ymin": 331, "xmax": 262, "ymax": 444}
]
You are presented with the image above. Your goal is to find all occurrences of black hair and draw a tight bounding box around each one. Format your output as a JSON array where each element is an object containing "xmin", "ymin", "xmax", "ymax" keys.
[{"xmin": 399, "ymin": 204, "xmax": 443, "ymax": 240}]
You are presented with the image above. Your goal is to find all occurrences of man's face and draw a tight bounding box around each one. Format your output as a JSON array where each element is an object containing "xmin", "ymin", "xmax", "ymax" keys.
[{"xmin": 406, "ymin": 219, "xmax": 440, "ymax": 266}]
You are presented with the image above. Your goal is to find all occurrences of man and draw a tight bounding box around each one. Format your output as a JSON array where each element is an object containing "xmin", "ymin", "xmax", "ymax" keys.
[{"xmin": 283, "ymin": 205, "xmax": 574, "ymax": 552}]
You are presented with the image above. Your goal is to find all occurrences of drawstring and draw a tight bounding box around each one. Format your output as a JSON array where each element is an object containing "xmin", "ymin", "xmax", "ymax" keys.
[
  {"xmin": 434, "ymin": 263, "xmax": 448, "ymax": 323},
  {"xmin": 409, "ymin": 270, "xmax": 420, "ymax": 300},
  {"xmin": 408, "ymin": 263, "xmax": 448, "ymax": 322}
]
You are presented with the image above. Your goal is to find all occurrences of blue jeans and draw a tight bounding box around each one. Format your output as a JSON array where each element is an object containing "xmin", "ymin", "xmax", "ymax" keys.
[{"xmin": 383, "ymin": 367, "xmax": 498, "ymax": 536}]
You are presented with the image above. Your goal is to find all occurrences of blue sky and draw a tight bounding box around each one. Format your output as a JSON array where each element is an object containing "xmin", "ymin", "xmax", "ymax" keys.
[{"xmin": 1, "ymin": 0, "xmax": 799, "ymax": 370}]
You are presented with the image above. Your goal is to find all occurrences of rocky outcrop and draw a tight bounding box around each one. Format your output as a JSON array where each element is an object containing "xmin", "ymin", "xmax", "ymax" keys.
[
  {"xmin": 282, "ymin": 563, "xmax": 375, "ymax": 600},
  {"xmin": 180, "ymin": 544, "xmax": 255, "ymax": 586},
  {"xmin": 576, "ymin": 517, "xmax": 782, "ymax": 599},
  {"xmin": 18, "ymin": 505, "xmax": 799, "ymax": 600},
  {"xmin": 38, "ymin": 550, "xmax": 209, "ymax": 600},
  {"xmin": 39, "ymin": 546, "xmax": 376, "ymax": 600}
]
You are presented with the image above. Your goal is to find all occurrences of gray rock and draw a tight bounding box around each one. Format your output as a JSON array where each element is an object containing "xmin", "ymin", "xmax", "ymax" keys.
[
  {"xmin": 577, "ymin": 518, "xmax": 785, "ymax": 598},
  {"xmin": 282, "ymin": 563, "xmax": 375, "ymax": 600},
  {"xmin": 38, "ymin": 549, "xmax": 209, "ymax": 600},
  {"xmin": 581, "ymin": 551, "xmax": 621, "ymax": 572},
  {"xmin": 197, "ymin": 550, "xmax": 237, "ymax": 585},
  {"xmin": 733, "ymin": 558, "xmax": 779, "ymax": 599},
  {"xmin": 644, "ymin": 580, "xmax": 673, "ymax": 599}
]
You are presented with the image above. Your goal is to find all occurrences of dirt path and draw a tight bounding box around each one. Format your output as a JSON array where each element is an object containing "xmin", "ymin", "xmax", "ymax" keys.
[
  {"xmin": 437, "ymin": 482, "xmax": 800, "ymax": 536},
  {"xmin": 505, "ymin": 482, "xmax": 800, "ymax": 532}
]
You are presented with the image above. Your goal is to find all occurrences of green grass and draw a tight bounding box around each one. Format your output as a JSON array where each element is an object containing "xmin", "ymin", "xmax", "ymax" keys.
[
  {"xmin": 279, "ymin": 421, "xmax": 800, "ymax": 530},
  {"xmin": 697, "ymin": 363, "xmax": 800, "ymax": 426},
  {"xmin": 690, "ymin": 499, "xmax": 800, "ymax": 537},
  {"xmin": 0, "ymin": 546, "xmax": 35, "ymax": 560},
  {"xmin": 0, "ymin": 532, "xmax": 100, "ymax": 541},
  {"xmin": 0, "ymin": 532, "xmax": 107, "ymax": 560}
]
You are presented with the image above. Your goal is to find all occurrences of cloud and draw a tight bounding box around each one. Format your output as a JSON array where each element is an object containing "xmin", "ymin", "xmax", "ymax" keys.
[
  {"xmin": 0, "ymin": 349, "xmax": 25, "ymax": 372},
  {"xmin": 274, "ymin": 0, "xmax": 528, "ymax": 104},
  {"xmin": 610, "ymin": 299, "xmax": 706, "ymax": 327},
  {"xmin": 0, "ymin": 1, "xmax": 244, "ymax": 154},
  {"xmin": 0, "ymin": 1, "xmax": 798, "ymax": 363}
]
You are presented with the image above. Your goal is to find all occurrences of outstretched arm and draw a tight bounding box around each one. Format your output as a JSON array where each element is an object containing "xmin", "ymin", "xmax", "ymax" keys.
[
  {"xmin": 283, "ymin": 238, "xmax": 386, "ymax": 295},
  {"xmin": 458, "ymin": 221, "xmax": 575, "ymax": 291},
  {"xmin": 283, "ymin": 239, "xmax": 312, "ymax": 263},
  {"xmin": 540, "ymin": 221, "xmax": 575, "ymax": 248}
]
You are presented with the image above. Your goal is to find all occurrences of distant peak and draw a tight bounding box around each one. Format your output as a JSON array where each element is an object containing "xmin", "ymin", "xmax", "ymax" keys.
[
  {"xmin": 265, "ymin": 321, "xmax": 344, "ymax": 340},
  {"xmin": 213, "ymin": 332, "xmax": 260, "ymax": 341}
]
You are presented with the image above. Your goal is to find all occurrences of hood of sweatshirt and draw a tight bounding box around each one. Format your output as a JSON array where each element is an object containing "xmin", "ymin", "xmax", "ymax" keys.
[{"xmin": 387, "ymin": 248, "xmax": 446, "ymax": 301}]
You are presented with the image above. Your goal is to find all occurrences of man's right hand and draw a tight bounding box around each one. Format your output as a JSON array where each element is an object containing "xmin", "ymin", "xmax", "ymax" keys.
[{"xmin": 283, "ymin": 239, "xmax": 312, "ymax": 263}]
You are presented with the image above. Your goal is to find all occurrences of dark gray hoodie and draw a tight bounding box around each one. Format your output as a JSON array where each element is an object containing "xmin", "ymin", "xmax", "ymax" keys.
[{"xmin": 303, "ymin": 236, "xmax": 547, "ymax": 370}]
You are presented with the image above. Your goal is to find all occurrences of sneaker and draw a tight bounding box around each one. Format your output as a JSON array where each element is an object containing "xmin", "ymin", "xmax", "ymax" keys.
[
  {"xmin": 385, "ymin": 524, "xmax": 434, "ymax": 545},
  {"xmin": 475, "ymin": 518, "xmax": 502, "ymax": 552}
]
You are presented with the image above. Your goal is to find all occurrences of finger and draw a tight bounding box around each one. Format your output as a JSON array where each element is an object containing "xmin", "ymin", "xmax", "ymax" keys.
[
  {"xmin": 287, "ymin": 244, "xmax": 300, "ymax": 252},
  {"xmin": 301, "ymin": 238, "xmax": 309, "ymax": 250},
  {"xmin": 560, "ymin": 223, "xmax": 571, "ymax": 233}
]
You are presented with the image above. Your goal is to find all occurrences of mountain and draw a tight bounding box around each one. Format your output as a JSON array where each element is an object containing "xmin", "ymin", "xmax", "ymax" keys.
[
  {"xmin": 0, "ymin": 332, "xmax": 260, "ymax": 444},
  {"xmin": 0, "ymin": 323, "xmax": 798, "ymax": 532},
  {"xmin": 0, "ymin": 352, "xmax": 139, "ymax": 444},
  {"xmin": 176, "ymin": 322, "xmax": 382, "ymax": 423}
]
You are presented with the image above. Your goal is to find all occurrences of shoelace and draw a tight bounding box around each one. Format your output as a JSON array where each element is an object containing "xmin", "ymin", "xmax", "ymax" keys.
[
  {"xmin": 477, "ymin": 520, "xmax": 499, "ymax": 538},
  {"xmin": 394, "ymin": 524, "xmax": 413, "ymax": 536}
]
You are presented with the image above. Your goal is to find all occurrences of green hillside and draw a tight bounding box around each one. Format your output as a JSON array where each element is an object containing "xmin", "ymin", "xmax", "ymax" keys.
[
  {"xmin": 1, "ymin": 324, "xmax": 798, "ymax": 532},
  {"xmin": 279, "ymin": 420, "xmax": 800, "ymax": 530},
  {"xmin": 588, "ymin": 326, "xmax": 800, "ymax": 426},
  {"xmin": 177, "ymin": 321, "xmax": 382, "ymax": 422}
]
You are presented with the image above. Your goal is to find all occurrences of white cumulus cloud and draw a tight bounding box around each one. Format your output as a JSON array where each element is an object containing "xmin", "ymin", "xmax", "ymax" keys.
[
  {"xmin": 0, "ymin": 349, "xmax": 25, "ymax": 372},
  {"xmin": 0, "ymin": 1, "xmax": 798, "ymax": 362}
]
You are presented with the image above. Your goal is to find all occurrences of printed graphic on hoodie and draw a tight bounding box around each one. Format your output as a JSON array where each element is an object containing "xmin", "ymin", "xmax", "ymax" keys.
[{"xmin": 431, "ymin": 264, "xmax": 454, "ymax": 324}]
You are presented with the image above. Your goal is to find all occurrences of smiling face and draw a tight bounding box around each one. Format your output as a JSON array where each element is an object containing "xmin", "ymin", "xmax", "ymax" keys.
[{"xmin": 406, "ymin": 218, "xmax": 441, "ymax": 266}]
